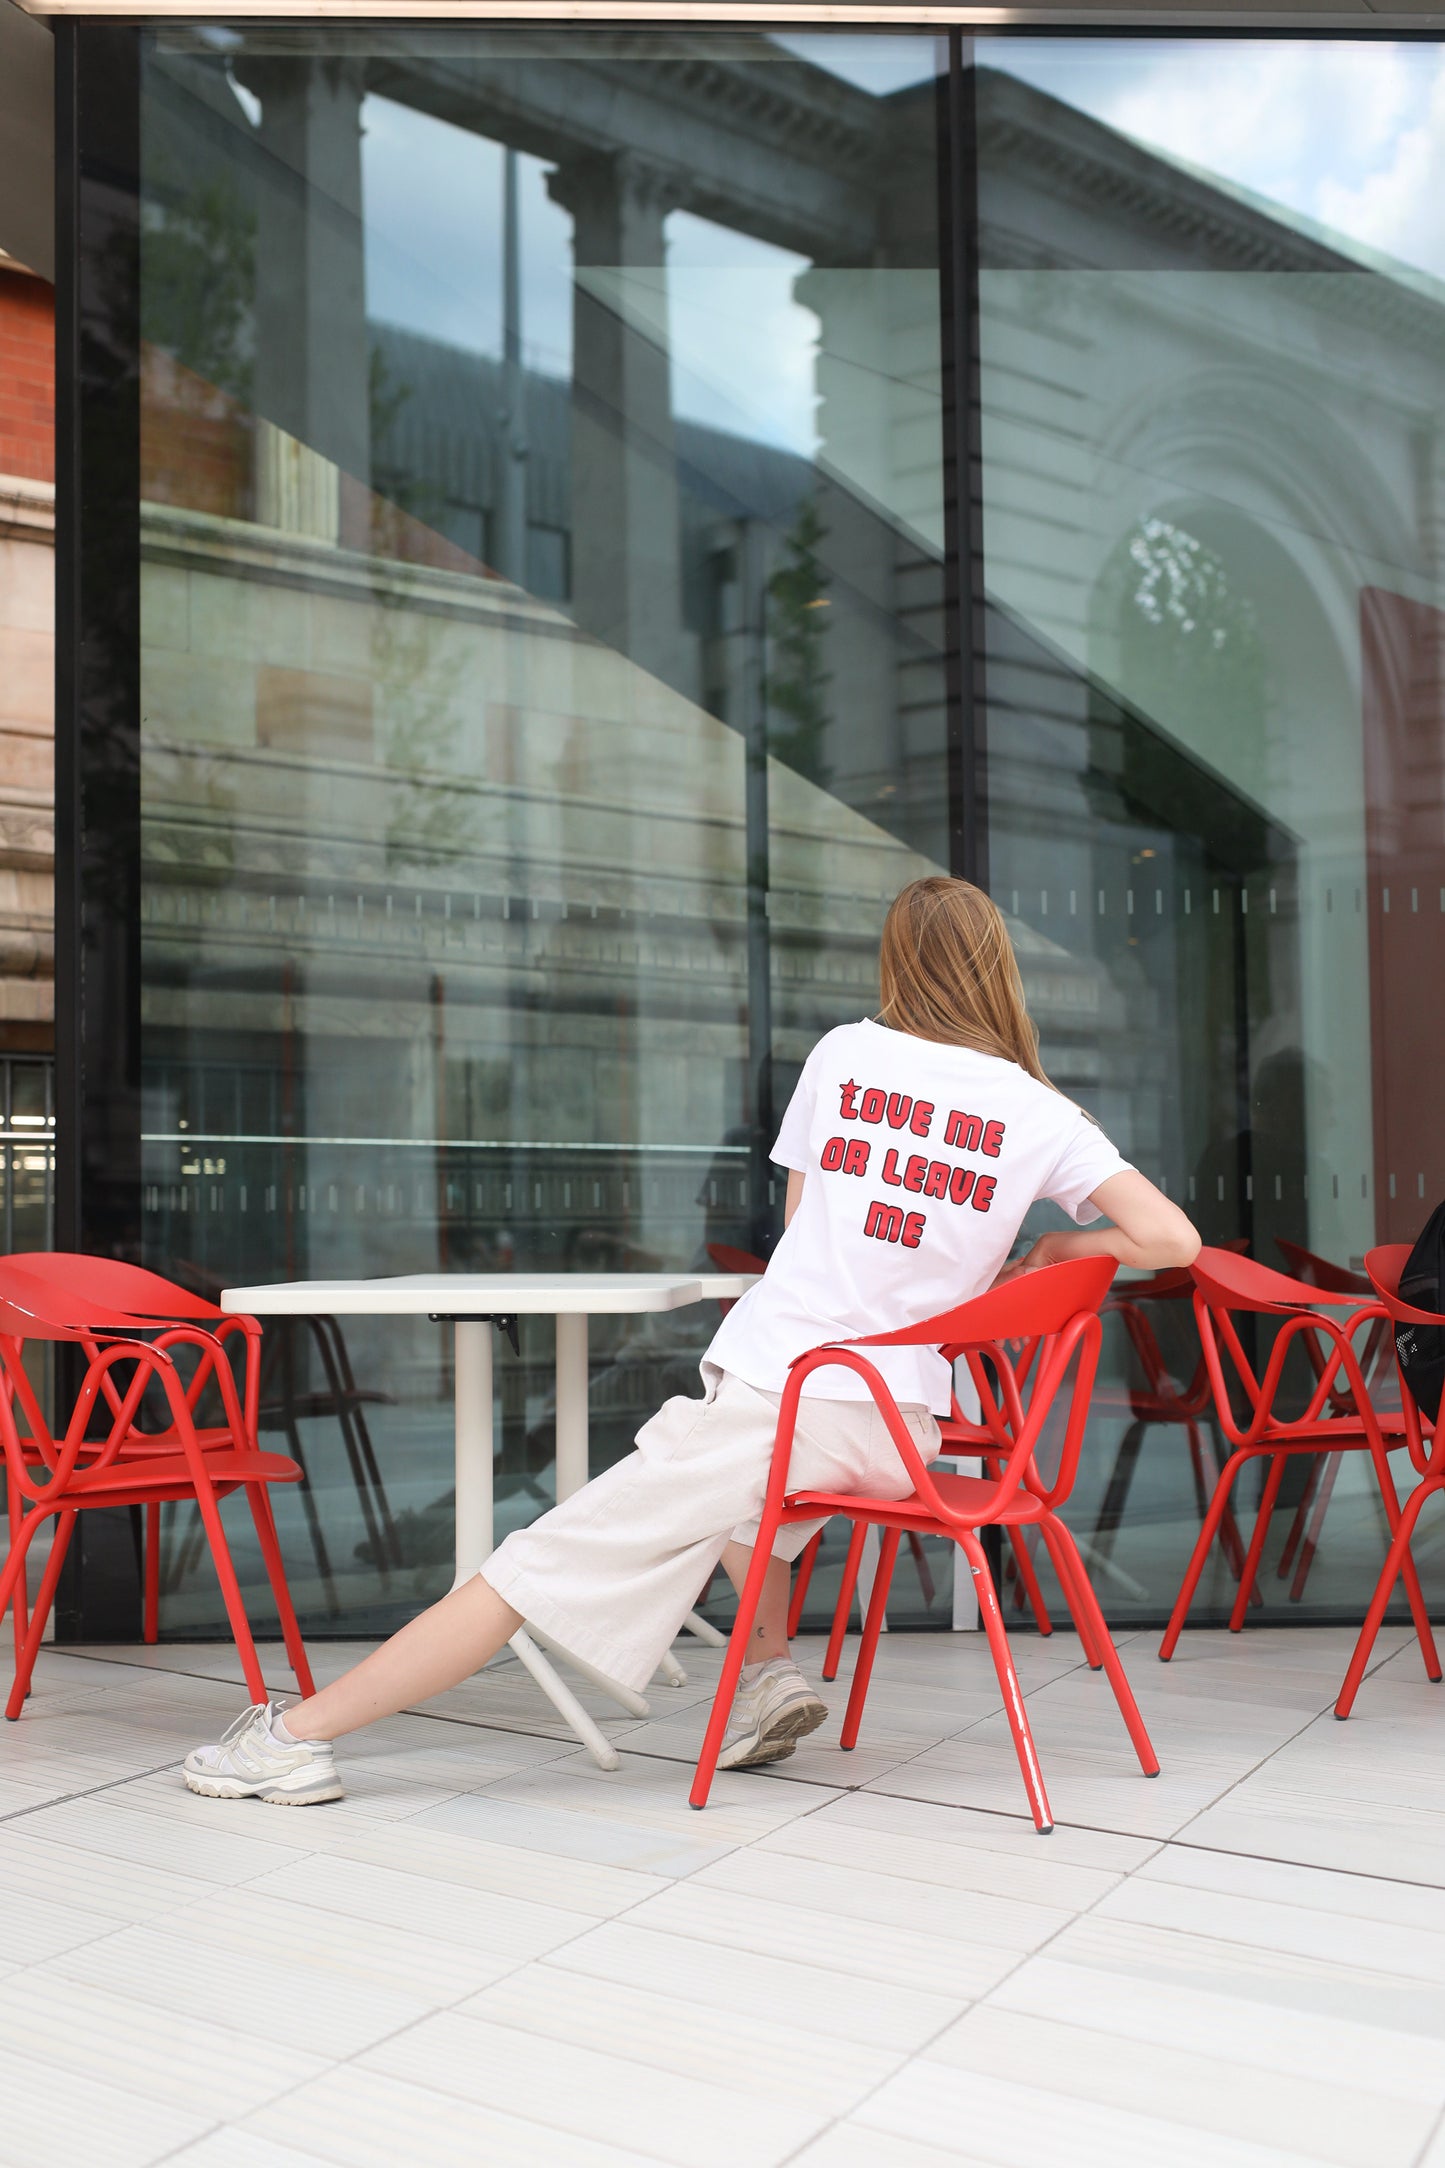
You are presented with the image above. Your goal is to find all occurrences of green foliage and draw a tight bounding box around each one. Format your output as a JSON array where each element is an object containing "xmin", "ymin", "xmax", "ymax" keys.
[
  {"xmin": 765, "ymin": 497, "xmax": 832, "ymax": 786},
  {"xmin": 141, "ymin": 163, "xmax": 256, "ymax": 402}
]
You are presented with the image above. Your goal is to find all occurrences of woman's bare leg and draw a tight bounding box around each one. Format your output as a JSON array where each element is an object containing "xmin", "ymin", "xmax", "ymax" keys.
[
  {"xmin": 284, "ymin": 1574, "xmax": 523, "ymax": 1743},
  {"xmin": 720, "ymin": 1540, "xmax": 791, "ymax": 1663}
]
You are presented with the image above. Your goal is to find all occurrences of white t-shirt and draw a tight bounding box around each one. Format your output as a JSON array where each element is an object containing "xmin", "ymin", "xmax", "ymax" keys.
[{"xmin": 705, "ymin": 1017, "xmax": 1134, "ymax": 1414}]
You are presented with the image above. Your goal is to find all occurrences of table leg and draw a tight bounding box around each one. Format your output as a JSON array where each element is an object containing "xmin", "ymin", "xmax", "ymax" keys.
[
  {"xmin": 450, "ymin": 1315, "xmax": 641, "ymax": 1766},
  {"xmin": 554, "ymin": 1312, "xmax": 590, "ymax": 1502},
  {"xmin": 451, "ymin": 1320, "xmax": 494, "ymax": 1590}
]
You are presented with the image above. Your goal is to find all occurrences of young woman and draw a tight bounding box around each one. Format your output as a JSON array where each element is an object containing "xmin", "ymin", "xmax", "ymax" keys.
[{"xmin": 184, "ymin": 877, "xmax": 1199, "ymax": 1804}]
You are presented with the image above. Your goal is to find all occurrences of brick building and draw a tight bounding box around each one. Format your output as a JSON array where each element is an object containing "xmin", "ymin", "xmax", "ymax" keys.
[{"xmin": 0, "ymin": 255, "xmax": 52, "ymax": 1056}]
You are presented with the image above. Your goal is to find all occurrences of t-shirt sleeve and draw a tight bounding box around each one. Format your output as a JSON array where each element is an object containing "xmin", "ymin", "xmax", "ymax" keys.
[
  {"xmin": 770, "ymin": 1041, "xmax": 825, "ymax": 1172},
  {"xmin": 1041, "ymin": 1106, "xmax": 1135, "ymax": 1224}
]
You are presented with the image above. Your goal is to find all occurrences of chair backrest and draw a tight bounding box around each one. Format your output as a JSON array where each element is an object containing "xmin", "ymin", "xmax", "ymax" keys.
[
  {"xmin": 847, "ymin": 1254, "xmax": 1117, "ymax": 1352},
  {"xmin": 777, "ymin": 1256, "xmax": 1116, "ymax": 1525},
  {"xmin": 1276, "ymin": 1238, "xmax": 1370, "ymax": 1297},
  {"xmin": 2, "ymin": 1252, "xmax": 223, "ymax": 1320},
  {"xmin": 1366, "ymin": 1244, "xmax": 1438, "ymax": 1324},
  {"xmin": 1190, "ymin": 1243, "xmax": 1385, "ymax": 1447}
]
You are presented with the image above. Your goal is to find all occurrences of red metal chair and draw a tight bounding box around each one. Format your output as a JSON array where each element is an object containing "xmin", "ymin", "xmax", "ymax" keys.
[
  {"xmin": 690, "ymin": 1257, "xmax": 1159, "ymax": 1833},
  {"xmin": 1271, "ymin": 1240, "xmax": 1399, "ymax": 1603},
  {"xmin": 1335, "ymin": 1246, "xmax": 1445, "ymax": 1716},
  {"xmin": 1094, "ymin": 1249, "xmax": 1252, "ymax": 1591},
  {"xmin": 1158, "ymin": 1247, "xmax": 1439, "ymax": 1676},
  {"xmin": 0, "ymin": 1263, "xmax": 314, "ymax": 1714},
  {"xmin": 0, "ymin": 1253, "xmax": 269, "ymax": 1648}
]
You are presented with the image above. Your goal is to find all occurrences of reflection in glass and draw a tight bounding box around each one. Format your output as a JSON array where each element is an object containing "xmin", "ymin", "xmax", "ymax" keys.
[
  {"xmin": 979, "ymin": 41, "xmax": 1445, "ymax": 1623},
  {"xmin": 138, "ymin": 29, "xmax": 949, "ymax": 1633}
]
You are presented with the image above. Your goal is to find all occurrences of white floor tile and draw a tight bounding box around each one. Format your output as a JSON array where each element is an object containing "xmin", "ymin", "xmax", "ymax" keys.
[
  {"xmin": 362, "ymin": 2006, "xmax": 828, "ymax": 2168},
  {"xmin": 622, "ymin": 1879, "xmax": 1018, "ymax": 1998},
  {"xmin": 463, "ymin": 1959, "xmax": 905, "ymax": 2116},
  {"xmin": 243, "ymin": 1849, "xmax": 600, "ymax": 1962},
  {"xmin": 547, "ymin": 1920, "xmax": 966, "ymax": 2052},
  {"xmin": 22, "ymin": 1625, "xmax": 1445, "ymax": 2168},
  {"xmin": 691, "ymin": 1843, "xmax": 1071, "ymax": 1951},
  {"xmin": 242, "ymin": 2060, "xmax": 685, "ymax": 2167},
  {"xmin": 0, "ymin": 2037, "xmax": 208, "ymax": 2168},
  {"xmin": 48, "ymin": 1919, "xmax": 436, "ymax": 2060},
  {"xmin": 162, "ymin": 2134, "xmax": 340, "ymax": 2168},
  {"xmin": 924, "ymin": 2003, "xmax": 1432, "ymax": 2166},
  {"xmin": 856, "ymin": 2057, "xmax": 1343, "ymax": 2167}
]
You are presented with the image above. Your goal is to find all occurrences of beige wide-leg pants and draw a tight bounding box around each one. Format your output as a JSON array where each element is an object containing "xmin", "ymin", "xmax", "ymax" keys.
[{"xmin": 481, "ymin": 1365, "xmax": 939, "ymax": 1694}]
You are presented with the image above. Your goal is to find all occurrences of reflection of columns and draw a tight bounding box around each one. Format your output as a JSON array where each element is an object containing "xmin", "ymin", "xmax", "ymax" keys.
[
  {"xmin": 244, "ymin": 58, "xmax": 370, "ymax": 485},
  {"xmin": 548, "ymin": 154, "xmax": 689, "ymax": 693}
]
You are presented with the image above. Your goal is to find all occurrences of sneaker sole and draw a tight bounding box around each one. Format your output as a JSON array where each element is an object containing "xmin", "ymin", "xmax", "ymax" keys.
[
  {"xmin": 182, "ymin": 1767, "xmax": 344, "ymax": 1805},
  {"xmin": 717, "ymin": 1693, "xmax": 828, "ymax": 1771}
]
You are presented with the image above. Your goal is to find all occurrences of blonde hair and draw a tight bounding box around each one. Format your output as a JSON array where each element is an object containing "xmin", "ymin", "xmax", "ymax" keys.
[{"xmin": 877, "ymin": 877, "xmax": 1055, "ymax": 1089}]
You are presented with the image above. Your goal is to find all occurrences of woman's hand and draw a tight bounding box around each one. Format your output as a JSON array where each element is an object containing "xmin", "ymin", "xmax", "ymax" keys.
[{"xmin": 991, "ymin": 1232, "xmax": 1074, "ymax": 1287}]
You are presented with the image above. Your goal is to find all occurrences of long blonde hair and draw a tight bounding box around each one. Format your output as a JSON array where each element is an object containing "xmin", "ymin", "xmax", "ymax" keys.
[{"xmin": 877, "ymin": 877, "xmax": 1055, "ymax": 1088}]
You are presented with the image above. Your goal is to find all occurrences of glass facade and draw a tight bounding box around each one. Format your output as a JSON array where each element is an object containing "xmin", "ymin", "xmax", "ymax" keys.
[
  {"xmin": 68, "ymin": 25, "xmax": 1445, "ymax": 1637},
  {"xmin": 133, "ymin": 27, "xmax": 951, "ymax": 1632}
]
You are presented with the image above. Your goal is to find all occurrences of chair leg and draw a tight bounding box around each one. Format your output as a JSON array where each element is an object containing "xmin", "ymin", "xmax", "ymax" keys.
[
  {"xmin": 1094, "ymin": 1419, "xmax": 1147, "ymax": 1562},
  {"xmin": 280, "ymin": 1326, "xmax": 340, "ymax": 1618},
  {"xmin": 690, "ymin": 1515, "xmax": 786, "ymax": 1811},
  {"xmin": 311, "ymin": 1319, "xmax": 390, "ymax": 1584},
  {"xmin": 841, "ymin": 1527, "xmax": 902, "ymax": 1750},
  {"xmin": 6, "ymin": 1468, "xmax": 26, "ymax": 1665},
  {"xmin": 1289, "ymin": 1451, "xmax": 1342, "ymax": 1602},
  {"xmin": 5, "ymin": 1511, "xmax": 74, "ymax": 1721},
  {"xmin": 1337, "ymin": 1479, "xmax": 1436, "ymax": 1717},
  {"xmin": 1159, "ymin": 1448, "xmax": 1255, "ymax": 1660},
  {"xmin": 1366, "ymin": 1443, "xmax": 1441, "ymax": 1680},
  {"xmin": 1229, "ymin": 1452, "xmax": 1287, "ymax": 1632},
  {"xmin": 143, "ymin": 1502, "xmax": 160, "ymax": 1644},
  {"xmin": 906, "ymin": 1530, "xmax": 935, "ymax": 1609},
  {"xmin": 190, "ymin": 1482, "xmax": 269, "ymax": 1705},
  {"xmin": 1195, "ymin": 1424, "xmax": 1252, "ymax": 1590},
  {"xmin": 1039, "ymin": 1517, "xmax": 1159, "ymax": 1775},
  {"xmin": 1006, "ymin": 1525, "xmax": 1054, "ymax": 1637},
  {"xmin": 1276, "ymin": 1454, "xmax": 1320, "ymax": 1579},
  {"xmin": 823, "ymin": 1522, "xmax": 868, "ymax": 1682},
  {"xmin": 325, "ymin": 1319, "xmax": 403, "ymax": 1568},
  {"xmin": 960, "ymin": 1527, "xmax": 1054, "ymax": 1834},
  {"xmin": 787, "ymin": 1529, "xmax": 823, "ymax": 1640},
  {"xmin": 245, "ymin": 1483, "xmax": 316, "ymax": 1697}
]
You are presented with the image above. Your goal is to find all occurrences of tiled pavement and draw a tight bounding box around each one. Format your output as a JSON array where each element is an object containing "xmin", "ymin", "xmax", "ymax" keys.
[{"xmin": 1, "ymin": 1621, "xmax": 1443, "ymax": 2166}]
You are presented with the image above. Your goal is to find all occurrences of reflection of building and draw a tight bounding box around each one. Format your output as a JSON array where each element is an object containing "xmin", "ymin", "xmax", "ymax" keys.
[
  {"xmin": 0, "ymin": 260, "xmax": 53, "ymax": 1057},
  {"xmin": 31, "ymin": 19, "xmax": 1445, "ymax": 1638},
  {"xmin": 0, "ymin": 255, "xmax": 56, "ymax": 1249}
]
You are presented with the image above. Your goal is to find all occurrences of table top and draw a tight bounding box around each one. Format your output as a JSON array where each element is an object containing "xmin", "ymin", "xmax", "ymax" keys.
[{"xmin": 221, "ymin": 1270, "xmax": 757, "ymax": 1318}]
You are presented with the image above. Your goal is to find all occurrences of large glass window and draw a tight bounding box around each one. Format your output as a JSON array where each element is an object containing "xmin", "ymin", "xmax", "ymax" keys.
[
  {"xmin": 978, "ymin": 38, "xmax": 1445, "ymax": 1622},
  {"xmin": 122, "ymin": 26, "xmax": 1445, "ymax": 1641},
  {"xmin": 138, "ymin": 28, "xmax": 949, "ymax": 1633}
]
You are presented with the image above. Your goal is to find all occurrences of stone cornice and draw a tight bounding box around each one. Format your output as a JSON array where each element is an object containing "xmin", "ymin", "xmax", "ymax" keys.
[{"xmin": 0, "ymin": 476, "xmax": 53, "ymax": 545}]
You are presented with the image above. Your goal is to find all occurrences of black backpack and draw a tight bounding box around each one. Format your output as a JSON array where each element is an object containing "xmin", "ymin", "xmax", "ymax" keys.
[{"xmin": 1397, "ymin": 1201, "xmax": 1445, "ymax": 1423}]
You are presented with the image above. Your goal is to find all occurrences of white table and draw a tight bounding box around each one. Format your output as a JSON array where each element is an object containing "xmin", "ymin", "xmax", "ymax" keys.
[{"xmin": 222, "ymin": 1271, "xmax": 755, "ymax": 1768}]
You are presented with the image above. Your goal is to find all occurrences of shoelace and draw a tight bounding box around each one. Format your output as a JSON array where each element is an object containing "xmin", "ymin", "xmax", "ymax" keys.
[{"xmin": 217, "ymin": 1702, "xmax": 272, "ymax": 1748}]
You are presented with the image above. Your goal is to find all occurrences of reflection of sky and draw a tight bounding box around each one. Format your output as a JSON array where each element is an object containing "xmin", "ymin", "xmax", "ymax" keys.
[
  {"xmin": 361, "ymin": 95, "xmax": 819, "ymax": 454},
  {"xmin": 991, "ymin": 38, "xmax": 1445, "ymax": 283}
]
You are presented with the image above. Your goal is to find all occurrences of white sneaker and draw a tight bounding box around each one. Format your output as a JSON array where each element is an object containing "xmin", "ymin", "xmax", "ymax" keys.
[
  {"xmin": 183, "ymin": 1702, "xmax": 344, "ymax": 1805},
  {"xmin": 717, "ymin": 1658, "xmax": 827, "ymax": 1770}
]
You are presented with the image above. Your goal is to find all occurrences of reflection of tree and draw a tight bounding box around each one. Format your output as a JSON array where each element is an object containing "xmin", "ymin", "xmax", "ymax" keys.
[
  {"xmin": 1106, "ymin": 516, "xmax": 1267, "ymax": 739},
  {"xmin": 140, "ymin": 163, "xmax": 255, "ymax": 403},
  {"xmin": 765, "ymin": 497, "xmax": 831, "ymax": 786},
  {"xmin": 374, "ymin": 605, "xmax": 473, "ymax": 871}
]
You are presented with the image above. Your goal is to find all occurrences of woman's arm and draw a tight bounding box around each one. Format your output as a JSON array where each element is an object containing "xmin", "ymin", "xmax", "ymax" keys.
[
  {"xmin": 785, "ymin": 1170, "xmax": 805, "ymax": 1228},
  {"xmin": 1001, "ymin": 1169, "xmax": 1200, "ymax": 1280}
]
